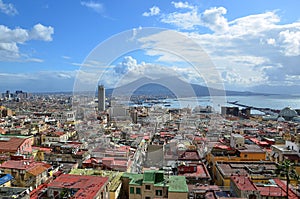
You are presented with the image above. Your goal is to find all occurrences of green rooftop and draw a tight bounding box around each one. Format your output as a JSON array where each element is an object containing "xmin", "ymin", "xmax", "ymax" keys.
[
  {"xmin": 123, "ymin": 171, "xmax": 188, "ymax": 193},
  {"xmin": 123, "ymin": 172, "xmax": 143, "ymax": 186},
  {"xmin": 143, "ymin": 170, "xmax": 164, "ymax": 184},
  {"xmin": 168, "ymin": 176, "xmax": 188, "ymax": 193}
]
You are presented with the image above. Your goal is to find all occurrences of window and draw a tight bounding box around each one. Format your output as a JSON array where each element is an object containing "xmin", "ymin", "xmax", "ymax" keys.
[
  {"xmin": 136, "ymin": 187, "xmax": 141, "ymax": 194},
  {"xmin": 145, "ymin": 185, "xmax": 151, "ymax": 190},
  {"xmin": 156, "ymin": 190, "xmax": 162, "ymax": 196},
  {"xmin": 130, "ymin": 187, "xmax": 134, "ymax": 194},
  {"xmin": 20, "ymin": 173, "xmax": 25, "ymax": 181},
  {"xmin": 145, "ymin": 197, "xmax": 151, "ymax": 199}
]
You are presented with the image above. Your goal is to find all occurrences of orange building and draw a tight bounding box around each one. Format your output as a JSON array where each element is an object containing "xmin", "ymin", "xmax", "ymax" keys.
[{"xmin": 207, "ymin": 143, "xmax": 266, "ymax": 180}]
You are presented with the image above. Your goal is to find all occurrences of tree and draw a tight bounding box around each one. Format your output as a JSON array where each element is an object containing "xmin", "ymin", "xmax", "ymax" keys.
[
  {"xmin": 276, "ymin": 159, "xmax": 299, "ymax": 198},
  {"xmin": 290, "ymin": 167, "xmax": 300, "ymax": 195}
]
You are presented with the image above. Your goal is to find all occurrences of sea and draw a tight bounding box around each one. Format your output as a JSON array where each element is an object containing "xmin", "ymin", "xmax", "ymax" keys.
[{"xmin": 139, "ymin": 95, "xmax": 300, "ymax": 114}]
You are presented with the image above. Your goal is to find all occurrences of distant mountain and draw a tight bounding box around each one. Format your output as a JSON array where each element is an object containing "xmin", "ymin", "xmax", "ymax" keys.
[{"xmin": 106, "ymin": 76, "xmax": 269, "ymax": 97}]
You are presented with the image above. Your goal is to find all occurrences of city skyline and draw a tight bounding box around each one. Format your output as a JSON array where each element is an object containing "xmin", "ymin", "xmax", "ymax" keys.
[{"xmin": 1, "ymin": 0, "xmax": 300, "ymax": 94}]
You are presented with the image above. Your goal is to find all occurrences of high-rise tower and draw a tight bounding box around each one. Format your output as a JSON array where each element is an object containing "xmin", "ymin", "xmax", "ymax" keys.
[{"xmin": 98, "ymin": 85, "xmax": 105, "ymax": 112}]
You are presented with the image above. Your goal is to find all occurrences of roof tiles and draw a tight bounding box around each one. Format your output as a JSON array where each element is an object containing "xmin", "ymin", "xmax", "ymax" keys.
[
  {"xmin": 0, "ymin": 160, "xmax": 50, "ymax": 176},
  {"xmin": 47, "ymin": 174, "xmax": 109, "ymax": 199},
  {"xmin": 0, "ymin": 137, "xmax": 25, "ymax": 153}
]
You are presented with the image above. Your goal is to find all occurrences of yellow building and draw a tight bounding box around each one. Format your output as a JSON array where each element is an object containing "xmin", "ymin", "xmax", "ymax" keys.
[
  {"xmin": 0, "ymin": 160, "xmax": 51, "ymax": 188},
  {"xmin": 214, "ymin": 161, "xmax": 277, "ymax": 187},
  {"xmin": 207, "ymin": 134, "xmax": 267, "ymax": 183},
  {"xmin": 32, "ymin": 146, "xmax": 52, "ymax": 161}
]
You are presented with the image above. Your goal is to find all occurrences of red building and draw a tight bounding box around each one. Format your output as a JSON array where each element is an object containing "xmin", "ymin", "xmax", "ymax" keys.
[
  {"xmin": 178, "ymin": 162, "xmax": 211, "ymax": 185},
  {"xmin": 46, "ymin": 174, "xmax": 110, "ymax": 199},
  {"xmin": 230, "ymin": 175, "xmax": 299, "ymax": 199},
  {"xmin": 0, "ymin": 136, "xmax": 32, "ymax": 156},
  {"xmin": 178, "ymin": 149, "xmax": 202, "ymax": 161}
]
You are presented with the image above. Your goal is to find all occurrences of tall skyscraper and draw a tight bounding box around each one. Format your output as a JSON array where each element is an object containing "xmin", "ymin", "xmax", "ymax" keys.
[{"xmin": 98, "ymin": 85, "xmax": 105, "ymax": 112}]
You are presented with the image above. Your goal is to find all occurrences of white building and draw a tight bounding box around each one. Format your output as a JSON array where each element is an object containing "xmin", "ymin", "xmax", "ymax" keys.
[{"xmin": 230, "ymin": 133, "xmax": 245, "ymax": 149}]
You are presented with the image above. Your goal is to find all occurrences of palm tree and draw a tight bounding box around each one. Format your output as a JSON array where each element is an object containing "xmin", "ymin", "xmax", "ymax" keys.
[
  {"xmin": 290, "ymin": 168, "xmax": 300, "ymax": 196},
  {"xmin": 276, "ymin": 159, "xmax": 299, "ymax": 198}
]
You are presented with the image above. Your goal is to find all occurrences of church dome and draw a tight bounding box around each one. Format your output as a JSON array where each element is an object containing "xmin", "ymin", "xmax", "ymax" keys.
[
  {"xmin": 277, "ymin": 116, "xmax": 285, "ymax": 122},
  {"xmin": 292, "ymin": 116, "xmax": 300, "ymax": 123},
  {"xmin": 279, "ymin": 107, "xmax": 298, "ymax": 118}
]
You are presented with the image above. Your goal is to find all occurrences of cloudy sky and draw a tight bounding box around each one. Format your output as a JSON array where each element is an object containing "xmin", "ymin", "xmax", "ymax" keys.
[{"xmin": 1, "ymin": 0, "xmax": 300, "ymax": 94}]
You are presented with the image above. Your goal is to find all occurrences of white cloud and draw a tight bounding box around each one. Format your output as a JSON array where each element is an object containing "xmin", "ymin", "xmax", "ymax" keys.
[
  {"xmin": 81, "ymin": 1, "xmax": 104, "ymax": 14},
  {"xmin": 93, "ymin": 55, "xmax": 203, "ymax": 89},
  {"xmin": 0, "ymin": 24, "xmax": 54, "ymax": 61},
  {"xmin": 0, "ymin": 0, "xmax": 18, "ymax": 16},
  {"xmin": 0, "ymin": 25, "xmax": 28, "ymax": 43},
  {"xmin": 24, "ymin": 58, "xmax": 44, "ymax": 63},
  {"xmin": 161, "ymin": 10, "xmax": 200, "ymax": 30},
  {"xmin": 0, "ymin": 42, "xmax": 18, "ymax": 53},
  {"xmin": 114, "ymin": 56, "xmax": 138, "ymax": 74},
  {"xmin": 138, "ymin": 29, "xmax": 225, "ymax": 90},
  {"xmin": 130, "ymin": 26, "xmax": 142, "ymax": 41},
  {"xmin": 143, "ymin": 6, "xmax": 160, "ymax": 17},
  {"xmin": 160, "ymin": 5, "xmax": 228, "ymax": 32},
  {"xmin": 57, "ymin": 73, "xmax": 72, "ymax": 79},
  {"xmin": 228, "ymin": 11, "xmax": 280, "ymax": 36},
  {"xmin": 285, "ymin": 74, "xmax": 300, "ymax": 81},
  {"xmin": 216, "ymin": 56, "xmax": 269, "ymax": 86},
  {"xmin": 62, "ymin": 55, "xmax": 71, "ymax": 60},
  {"xmin": 171, "ymin": 1, "xmax": 195, "ymax": 10},
  {"xmin": 200, "ymin": 7, "xmax": 228, "ymax": 32},
  {"xmin": 72, "ymin": 60, "xmax": 107, "ymax": 68},
  {"xmin": 30, "ymin": 24, "xmax": 54, "ymax": 41},
  {"xmin": 141, "ymin": 3, "xmax": 300, "ymax": 93},
  {"xmin": 160, "ymin": 2, "xmax": 199, "ymax": 30},
  {"xmin": 279, "ymin": 30, "xmax": 300, "ymax": 56},
  {"xmin": 267, "ymin": 38, "xmax": 276, "ymax": 45}
]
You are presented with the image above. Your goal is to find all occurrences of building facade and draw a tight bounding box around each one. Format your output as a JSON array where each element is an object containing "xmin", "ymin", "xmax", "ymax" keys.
[
  {"xmin": 121, "ymin": 170, "xmax": 188, "ymax": 199},
  {"xmin": 0, "ymin": 160, "xmax": 51, "ymax": 188},
  {"xmin": 47, "ymin": 174, "xmax": 110, "ymax": 199},
  {"xmin": 98, "ymin": 85, "xmax": 106, "ymax": 112}
]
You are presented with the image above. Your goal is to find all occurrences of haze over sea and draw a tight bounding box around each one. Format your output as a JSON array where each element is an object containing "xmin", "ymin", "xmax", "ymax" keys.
[{"xmin": 160, "ymin": 95, "xmax": 300, "ymax": 113}]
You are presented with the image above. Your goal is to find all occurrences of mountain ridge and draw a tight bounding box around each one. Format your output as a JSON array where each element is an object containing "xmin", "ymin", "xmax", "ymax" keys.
[{"xmin": 105, "ymin": 76, "xmax": 272, "ymax": 97}]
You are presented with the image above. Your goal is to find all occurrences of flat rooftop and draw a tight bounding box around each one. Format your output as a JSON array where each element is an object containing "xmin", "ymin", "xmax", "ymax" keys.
[{"xmin": 216, "ymin": 161, "xmax": 277, "ymax": 178}]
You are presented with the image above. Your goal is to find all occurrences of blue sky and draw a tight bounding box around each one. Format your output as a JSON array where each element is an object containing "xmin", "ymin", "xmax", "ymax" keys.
[{"xmin": 1, "ymin": 0, "xmax": 300, "ymax": 94}]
